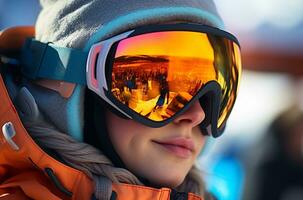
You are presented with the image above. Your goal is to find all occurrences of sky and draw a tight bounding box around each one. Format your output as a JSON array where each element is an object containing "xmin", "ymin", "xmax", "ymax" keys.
[{"xmin": 214, "ymin": 0, "xmax": 303, "ymax": 31}]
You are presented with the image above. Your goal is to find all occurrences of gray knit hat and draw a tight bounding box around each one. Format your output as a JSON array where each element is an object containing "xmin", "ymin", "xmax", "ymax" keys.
[{"xmin": 30, "ymin": 0, "xmax": 223, "ymax": 141}]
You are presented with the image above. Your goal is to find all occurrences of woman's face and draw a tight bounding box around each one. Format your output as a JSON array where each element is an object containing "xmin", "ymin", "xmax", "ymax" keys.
[{"xmin": 106, "ymin": 100, "xmax": 206, "ymax": 187}]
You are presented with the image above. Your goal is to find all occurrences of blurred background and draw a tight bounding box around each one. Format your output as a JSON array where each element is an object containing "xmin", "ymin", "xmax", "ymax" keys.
[
  {"xmin": 203, "ymin": 1, "xmax": 303, "ymax": 200},
  {"xmin": 1, "ymin": 0, "xmax": 303, "ymax": 200}
]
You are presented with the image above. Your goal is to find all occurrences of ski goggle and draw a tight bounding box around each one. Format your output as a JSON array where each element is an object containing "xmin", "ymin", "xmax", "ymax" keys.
[
  {"xmin": 20, "ymin": 23, "xmax": 241, "ymax": 137},
  {"xmin": 86, "ymin": 23, "xmax": 242, "ymax": 137}
]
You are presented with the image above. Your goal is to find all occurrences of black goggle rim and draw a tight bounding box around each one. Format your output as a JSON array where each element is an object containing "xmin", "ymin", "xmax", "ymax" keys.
[
  {"xmin": 104, "ymin": 81, "xmax": 223, "ymax": 137},
  {"xmin": 102, "ymin": 23, "xmax": 240, "ymax": 137}
]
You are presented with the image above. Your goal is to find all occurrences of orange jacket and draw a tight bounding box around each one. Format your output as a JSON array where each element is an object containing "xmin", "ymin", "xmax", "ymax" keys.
[{"xmin": 0, "ymin": 27, "xmax": 204, "ymax": 200}]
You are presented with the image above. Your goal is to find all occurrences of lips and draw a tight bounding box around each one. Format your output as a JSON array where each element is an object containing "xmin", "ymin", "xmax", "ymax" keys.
[{"xmin": 152, "ymin": 137, "xmax": 195, "ymax": 158}]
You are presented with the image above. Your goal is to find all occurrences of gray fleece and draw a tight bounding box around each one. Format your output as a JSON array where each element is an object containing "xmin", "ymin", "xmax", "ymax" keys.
[{"xmin": 36, "ymin": 0, "xmax": 222, "ymax": 48}]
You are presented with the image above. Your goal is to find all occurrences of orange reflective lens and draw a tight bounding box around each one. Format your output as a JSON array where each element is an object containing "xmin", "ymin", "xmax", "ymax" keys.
[{"xmin": 111, "ymin": 31, "xmax": 241, "ymax": 129}]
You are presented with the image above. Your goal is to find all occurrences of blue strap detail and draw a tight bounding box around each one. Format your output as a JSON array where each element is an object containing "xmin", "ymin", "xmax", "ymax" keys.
[{"xmin": 21, "ymin": 38, "xmax": 88, "ymax": 85}]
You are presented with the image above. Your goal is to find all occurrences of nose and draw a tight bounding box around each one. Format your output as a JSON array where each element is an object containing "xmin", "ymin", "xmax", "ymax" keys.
[{"xmin": 173, "ymin": 100, "xmax": 206, "ymax": 128}]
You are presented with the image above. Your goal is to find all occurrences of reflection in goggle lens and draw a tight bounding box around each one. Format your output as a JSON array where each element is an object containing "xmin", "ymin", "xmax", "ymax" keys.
[{"xmin": 111, "ymin": 31, "xmax": 241, "ymax": 129}]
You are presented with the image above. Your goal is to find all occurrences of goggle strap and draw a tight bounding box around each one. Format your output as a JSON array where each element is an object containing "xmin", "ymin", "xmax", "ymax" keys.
[{"xmin": 20, "ymin": 38, "xmax": 88, "ymax": 84}]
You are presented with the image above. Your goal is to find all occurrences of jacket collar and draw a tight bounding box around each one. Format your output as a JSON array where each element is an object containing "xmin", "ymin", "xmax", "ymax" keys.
[{"xmin": 0, "ymin": 72, "xmax": 94, "ymax": 200}]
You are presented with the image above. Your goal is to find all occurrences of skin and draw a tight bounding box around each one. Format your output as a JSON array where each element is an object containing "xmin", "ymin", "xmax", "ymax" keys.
[{"xmin": 106, "ymin": 100, "xmax": 206, "ymax": 188}]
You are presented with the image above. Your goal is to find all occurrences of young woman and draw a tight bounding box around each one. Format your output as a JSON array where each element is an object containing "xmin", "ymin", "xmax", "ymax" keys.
[{"xmin": 0, "ymin": 0, "xmax": 242, "ymax": 199}]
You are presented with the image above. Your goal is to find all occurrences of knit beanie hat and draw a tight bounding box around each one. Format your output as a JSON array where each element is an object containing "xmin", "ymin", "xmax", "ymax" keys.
[{"xmin": 29, "ymin": 0, "xmax": 223, "ymax": 141}]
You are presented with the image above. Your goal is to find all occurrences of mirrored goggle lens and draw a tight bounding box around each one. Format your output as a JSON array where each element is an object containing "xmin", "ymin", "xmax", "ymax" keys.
[{"xmin": 110, "ymin": 31, "xmax": 241, "ymax": 129}]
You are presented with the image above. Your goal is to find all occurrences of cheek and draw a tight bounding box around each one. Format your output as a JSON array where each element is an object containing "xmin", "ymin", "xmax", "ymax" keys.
[
  {"xmin": 193, "ymin": 127, "xmax": 206, "ymax": 155},
  {"xmin": 105, "ymin": 111, "xmax": 150, "ymax": 159},
  {"xmin": 106, "ymin": 112, "xmax": 134, "ymax": 151},
  {"xmin": 106, "ymin": 111, "xmax": 206, "ymax": 187}
]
